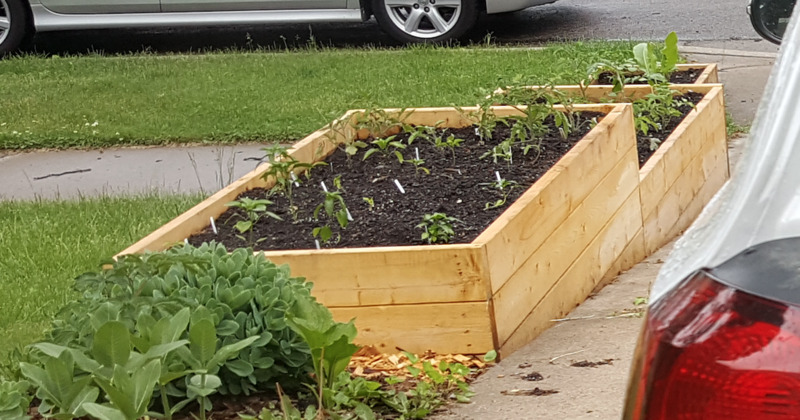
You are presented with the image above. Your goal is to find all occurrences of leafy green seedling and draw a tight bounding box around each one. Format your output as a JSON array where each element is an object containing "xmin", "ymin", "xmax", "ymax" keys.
[
  {"xmin": 174, "ymin": 313, "xmax": 260, "ymax": 420},
  {"xmin": 286, "ymin": 298, "xmax": 359, "ymax": 413},
  {"xmin": 433, "ymin": 133, "xmax": 464, "ymax": 164},
  {"xmin": 481, "ymin": 174, "xmax": 518, "ymax": 210},
  {"xmin": 225, "ymin": 197, "xmax": 282, "ymax": 246},
  {"xmin": 313, "ymin": 181, "xmax": 350, "ymax": 244},
  {"xmin": 362, "ymin": 197, "xmax": 375, "ymax": 211},
  {"xmin": 363, "ymin": 135, "xmax": 406, "ymax": 161},
  {"xmin": 260, "ymin": 144, "xmax": 325, "ymax": 211},
  {"xmin": 20, "ymin": 352, "xmax": 99, "ymax": 420},
  {"xmin": 416, "ymin": 213, "xmax": 460, "ymax": 244}
]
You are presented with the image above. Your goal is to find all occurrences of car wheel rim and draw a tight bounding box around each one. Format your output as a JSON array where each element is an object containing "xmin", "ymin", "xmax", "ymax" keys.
[
  {"xmin": 0, "ymin": 0, "xmax": 10, "ymax": 46},
  {"xmin": 384, "ymin": 0, "xmax": 462, "ymax": 39}
]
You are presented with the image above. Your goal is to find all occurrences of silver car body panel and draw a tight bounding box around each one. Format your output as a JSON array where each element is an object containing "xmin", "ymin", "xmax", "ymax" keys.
[
  {"xmin": 36, "ymin": 0, "xmax": 159, "ymax": 14},
  {"xmin": 161, "ymin": 0, "xmax": 346, "ymax": 13},
  {"xmin": 29, "ymin": 0, "xmax": 556, "ymax": 32},
  {"xmin": 485, "ymin": 0, "xmax": 555, "ymax": 14},
  {"xmin": 30, "ymin": 4, "xmax": 363, "ymax": 31}
]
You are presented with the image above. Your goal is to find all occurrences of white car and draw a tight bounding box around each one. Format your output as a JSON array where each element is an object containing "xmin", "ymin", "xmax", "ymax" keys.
[{"xmin": 0, "ymin": 0, "xmax": 557, "ymax": 53}]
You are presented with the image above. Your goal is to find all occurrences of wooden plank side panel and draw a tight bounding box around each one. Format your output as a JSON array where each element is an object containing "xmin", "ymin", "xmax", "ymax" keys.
[
  {"xmin": 491, "ymin": 146, "xmax": 641, "ymax": 345},
  {"xmin": 262, "ymin": 245, "xmax": 490, "ymax": 307},
  {"xmin": 477, "ymin": 104, "xmax": 636, "ymax": 294},
  {"xmin": 498, "ymin": 189, "xmax": 643, "ymax": 356},
  {"xmin": 639, "ymin": 86, "xmax": 725, "ymax": 219},
  {"xmin": 642, "ymin": 129, "xmax": 728, "ymax": 252},
  {"xmin": 659, "ymin": 135, "xmax": 730, "ymax": 248},
  {"xmin": 331, "ymin": 302, "xmax": 495, "ymax": 355},
  {"xmin": 670, "ymin": 151, "xmax": 730, "ymax": 241},
  {"xmin": 598, "ymin": 227, "xmax": 646, "ymax": 290},
  {"xmin": 641, "ymin": 88, "xmax": 727, "ymax": 253}
]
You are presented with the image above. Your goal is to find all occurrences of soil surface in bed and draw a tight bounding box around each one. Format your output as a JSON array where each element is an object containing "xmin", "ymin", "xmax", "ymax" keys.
[
  {"xmin": 596, "ymin": 68, "xmax": 703, "ymax": 85},
  {"xmin": 189, "ymin": 112, "xmax": 603, "ymax": 250}
]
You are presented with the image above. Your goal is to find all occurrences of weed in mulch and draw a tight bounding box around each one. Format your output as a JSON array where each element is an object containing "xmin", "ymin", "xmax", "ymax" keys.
[{"xmin": 571, "ymin": 359, "xmax": 615, "ymax": 368}]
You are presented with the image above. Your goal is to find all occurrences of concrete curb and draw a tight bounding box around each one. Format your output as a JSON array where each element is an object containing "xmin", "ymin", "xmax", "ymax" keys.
[{"xmin": 680, "ymin": 45, "xmax": 778, "ymax": 59}]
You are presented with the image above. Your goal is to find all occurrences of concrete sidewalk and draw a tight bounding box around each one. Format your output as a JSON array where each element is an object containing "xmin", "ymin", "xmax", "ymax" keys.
[{"xmin": 0, "ymin": 40, "xmax": 777, "ymax": 419}]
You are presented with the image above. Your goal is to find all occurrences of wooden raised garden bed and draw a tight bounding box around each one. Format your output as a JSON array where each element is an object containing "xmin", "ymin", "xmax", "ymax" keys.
[
  {"xmin": 493, "ymin": 83, "xmax": 728, "ymax": 257},
  {"xmin": 119, "ymin": 103, "xmax": 642, "ymax": 358}
]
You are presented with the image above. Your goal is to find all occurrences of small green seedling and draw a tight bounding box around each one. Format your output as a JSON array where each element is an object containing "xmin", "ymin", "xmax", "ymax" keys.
[
  {"xmin": 416, "ymin": 213, "xmax": 460, "ymax": 244},
  {"xmin": 481, "ymin": 174, "xmax": 518, "ymax": 210},
  {"xmin": 362, "ymin": 197, "xmax": 375, "ymax": 211},
  {"xmin": 433, "ymin": 133, "xmax": 464, "ymax": 164},
  {"xmin": 225, "ymin": 197, "xmax": 282, "ymax": 246},
  {"xmin": 313, "ymin": 180, "xmax": 350, "ymax": 244},
  {"xmin": 363, "ymin": 135, "xmax": 407, "ymax": 162},
  {"xmin": 260, "ymin": 144, "xmax": 325, "ymax": 211}
]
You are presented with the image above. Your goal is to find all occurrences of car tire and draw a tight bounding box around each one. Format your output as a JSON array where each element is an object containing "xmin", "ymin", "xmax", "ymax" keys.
[
  {"xmin": 373, "ymin": 0, "xmax": 479, "ymax": 43},
  {"xmin": 0, "ymin": 0, "xmax": 31, "ymax": 56}
]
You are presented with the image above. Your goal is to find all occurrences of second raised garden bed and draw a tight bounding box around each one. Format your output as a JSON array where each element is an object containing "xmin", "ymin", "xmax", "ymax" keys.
[
  {"xmin": 492, "ymin": 83, "xmax": 729, "ymax": 256},
  {"xmin": 120, "ymin": 103, "xmax": 642, "ymax": 357}
]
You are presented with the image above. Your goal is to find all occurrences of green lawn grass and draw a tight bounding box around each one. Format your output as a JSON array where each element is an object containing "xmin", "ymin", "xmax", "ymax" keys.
[
  {"xmin": 0, "ymin": 194, "xmax": 200, "ymax": 360},
  {"xmin": 0, "ymin": 42, "xmax": 634, "ymax": 150}
]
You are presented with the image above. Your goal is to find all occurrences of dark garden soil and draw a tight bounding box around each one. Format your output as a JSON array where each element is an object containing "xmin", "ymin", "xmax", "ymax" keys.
[
  {"xmin": 635, "ymin": 91, "xmax": 704, "ymax": 166},
  {"xmin": 188, "ymin": 112, "xmax": 603, "ymax": 251},
  {"xmin": 596, "ymin": 68, "xmax": 703, "ymax": 85}
]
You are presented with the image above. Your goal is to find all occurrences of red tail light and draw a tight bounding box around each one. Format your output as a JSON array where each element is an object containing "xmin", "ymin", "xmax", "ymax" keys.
[{"xmin": 624, "ymin": 270, "xmax": 800, "ymax": 419}]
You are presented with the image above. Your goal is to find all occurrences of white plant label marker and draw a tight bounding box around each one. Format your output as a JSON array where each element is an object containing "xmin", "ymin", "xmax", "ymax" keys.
[
  {"xmin": 290, "ymin": 172, "xmax": 300, "ymax": 187},
  {"xmin": 315, "ymin": 240, "xmax": 321, "ymax": 250},
  {"xmin": 495, "ymin": 171, "xmax": 502, "ymax": 183},
  {"xmin": 346, "ymin": 208, "xmax": 354, "ymax": 222},
  {"xmin": 209, "ymin": 217, "xmax": 218, "ymax": 234},
  {"xmin": 415, "ymin": 147, "xmax": 420, "ymax": 160},
  {"xmin": 393, "ymin": 179, "xmax": 406, "ymax": 194},
  {"xmin": 184, "ymin": 238, "xmax": 189, "ymax": 245},
  {"xmin": 321, "ymin": 181, "xmax": 328, "ymax": 192}
]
